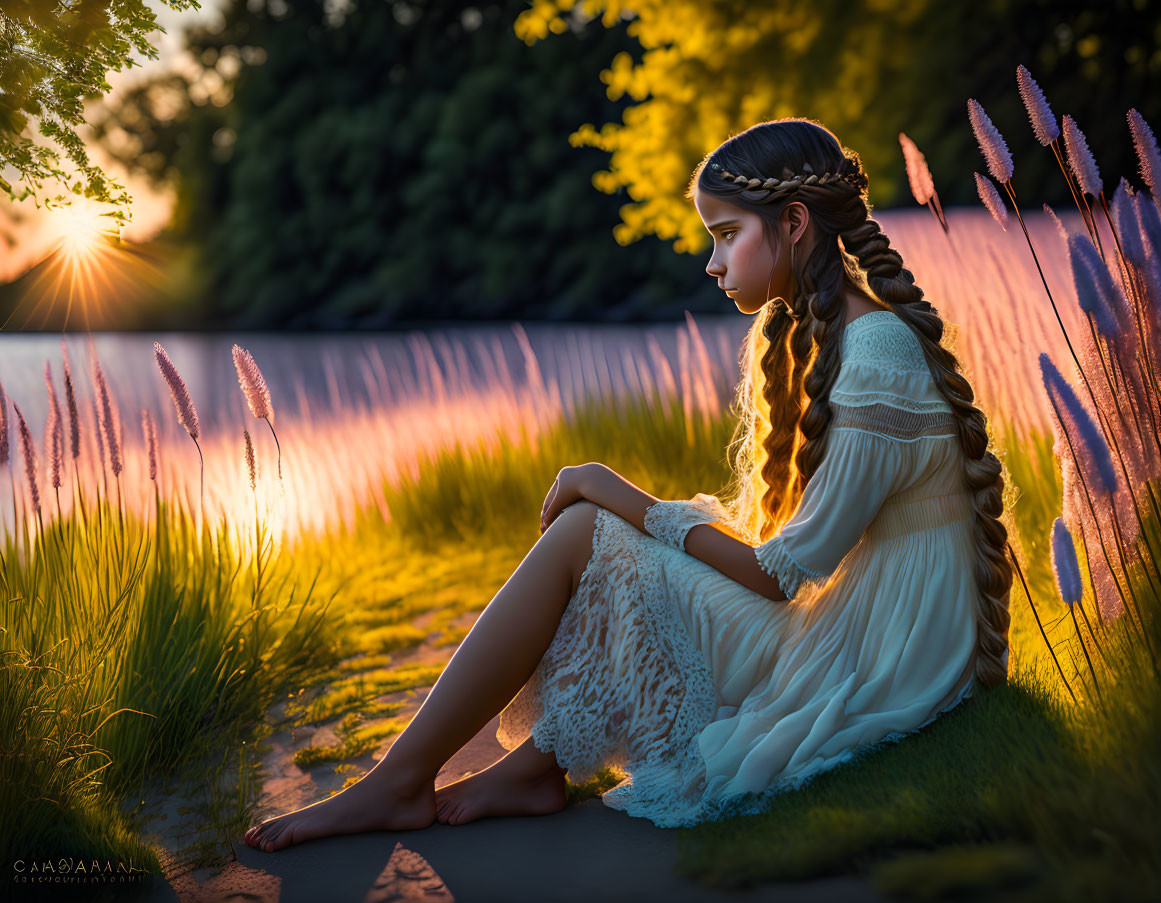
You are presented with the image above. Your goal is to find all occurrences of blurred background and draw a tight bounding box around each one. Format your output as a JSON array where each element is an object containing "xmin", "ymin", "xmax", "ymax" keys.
[{"xmin": 2, "ymin": 0, "xmax": 1158, "ymax": 330}]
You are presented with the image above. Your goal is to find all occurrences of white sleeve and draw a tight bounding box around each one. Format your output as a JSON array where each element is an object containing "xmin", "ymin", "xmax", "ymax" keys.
[
  {"xmin": 754, "ymin": 428, "xmax": 907, "ymax": 599},
  {"xmin": 643, "ymin": 492, "xmax": 729, "ymax": 552}
]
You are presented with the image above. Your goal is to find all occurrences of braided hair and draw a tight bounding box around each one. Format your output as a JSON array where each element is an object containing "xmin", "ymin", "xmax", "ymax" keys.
[{"xmin": 685, "ymin": 118, "xmax": 1011, "ymax": 690}]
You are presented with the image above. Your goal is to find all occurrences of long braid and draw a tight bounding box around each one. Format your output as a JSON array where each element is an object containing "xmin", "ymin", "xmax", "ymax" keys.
[
  {"xmin": 756, "ymin": 305, "xmax": 801, "ymax": 540},
  {"xmin": 693, "ymin": 119, "xmax": 1012, "ymax": 690},
  {"xmin": 839, "ymin": 213, "xmax": 1013, "ymax": 689}
]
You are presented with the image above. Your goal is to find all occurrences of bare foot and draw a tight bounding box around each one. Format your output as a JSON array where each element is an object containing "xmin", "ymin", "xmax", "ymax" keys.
[
  {"xmin": 243, "ymin": 768, "xmax": 436, "ymax": 853},
  {"xmin": 434, "ymin": 759, "xmax": 567, "ymax": 825}
]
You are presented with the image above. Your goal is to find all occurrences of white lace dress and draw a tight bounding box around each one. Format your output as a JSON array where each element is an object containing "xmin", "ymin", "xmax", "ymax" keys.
[{"xmin": 496, "ymin": 310, "xmax": 986, "ymax": 829}]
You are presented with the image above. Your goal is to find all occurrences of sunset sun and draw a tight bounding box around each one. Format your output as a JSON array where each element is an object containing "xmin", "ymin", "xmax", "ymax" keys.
[{"xmin": 53, "ymin": 198, "xmax": 117, "ymax": 263}]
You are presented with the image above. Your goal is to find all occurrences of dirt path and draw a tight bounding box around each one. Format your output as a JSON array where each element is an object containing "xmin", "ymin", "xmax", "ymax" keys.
[{"xmin": 132, "ymin": 610, "xmax": 893, "ymax": 902}]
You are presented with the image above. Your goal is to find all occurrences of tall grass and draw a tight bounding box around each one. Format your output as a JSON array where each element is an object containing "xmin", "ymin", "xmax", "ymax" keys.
[
  {"xmin": 973, "ymin": 73, "xmax": 1161, "ymax": 699},
  {"xmin": 382, "ymin": 390, "xmax": 738, "ymax": 553},
  {"xmin": 0, "ymin": 347, "xmax": 343, "ymax": 875}
]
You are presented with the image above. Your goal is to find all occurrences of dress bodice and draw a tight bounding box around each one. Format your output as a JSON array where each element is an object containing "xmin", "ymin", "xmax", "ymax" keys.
[{"xmin": 833, "ymin": 310, "xmax": 954, "ymax": 415}]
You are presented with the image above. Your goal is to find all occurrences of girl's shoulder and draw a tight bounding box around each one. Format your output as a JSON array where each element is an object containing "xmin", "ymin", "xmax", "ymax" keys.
[
  {"xmin": 839, "ymin": 310, "xmax": 928, "ymax": 370},
  {"xmin": 831, "ymin": 312, "xmax": 953, "ymax": 415}
]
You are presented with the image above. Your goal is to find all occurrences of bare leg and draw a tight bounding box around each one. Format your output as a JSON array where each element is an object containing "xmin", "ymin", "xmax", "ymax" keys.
[{"xmin": 244, "ymin": 501, "xmax": 600, "ymax": 851}]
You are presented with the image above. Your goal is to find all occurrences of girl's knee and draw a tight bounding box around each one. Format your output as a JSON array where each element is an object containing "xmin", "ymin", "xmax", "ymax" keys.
[
  {"xmin": 557, "ymin": 500, "xmax": 599, "ymax": 537},
  {"xmin": 562, "ymin": 499, "xmax": 599, "ymax": 521},
  {"xmin": 552, "ymin": 501, "xmax": 600, "ymax": 581}
]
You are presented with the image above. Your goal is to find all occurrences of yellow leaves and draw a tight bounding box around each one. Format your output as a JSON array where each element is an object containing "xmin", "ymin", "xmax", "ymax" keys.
[
  {"xmin": 512, "ymin": 0, "xmax": 564, "ymax": 45},
  {"xmin": 866, "ymin": 0, "xmax": 929, "ymax": 22},
  {"xmin": 740, "ymin": 89, "xmax": 778, "ymax": 129},
  {"xmin": 592, "ymin": 169, "xmax": 621, "ymax": 193},
  {"xmin": 515, "ymin": 0, "xmax": 612, "ymax": 44},
  {"xmin": 519, "ymin": 0, "xmax": 926, "ymax": 251},
  {"xmin": 603, "ymin": 51, "xmax": 638, "ymax": 101},
  {"xmin": 570, "ymin": 125, "xmax": 599, "ymax": 152}
]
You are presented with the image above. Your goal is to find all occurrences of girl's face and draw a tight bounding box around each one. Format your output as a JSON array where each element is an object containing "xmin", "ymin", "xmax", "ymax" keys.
[{"xmin": 693, "ymin": 185, "xmax": 810, "ymax": 315}]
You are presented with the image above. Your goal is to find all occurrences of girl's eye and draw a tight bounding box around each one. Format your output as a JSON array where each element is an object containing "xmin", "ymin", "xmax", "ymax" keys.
[{"xmin": 722, "ymin": 230, "xmax": 737, "ymax": 241}]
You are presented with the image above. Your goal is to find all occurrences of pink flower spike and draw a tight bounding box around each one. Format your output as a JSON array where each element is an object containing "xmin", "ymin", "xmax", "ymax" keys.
[
  {"xmin": 1043, "ymin": 203, "xmax": 1068, "ymax": 245},
  {"xmin": 0, "ymin": 381, "xmax": 8, "ymax": 468},
  {"xmin": 244, "ymin": 428, "xmax": 256, "ymax": 491},
  {"xmin": 899, "ymin": 132, "xmax": 935, "ymax": 205},
  {"xmin": 91, "ymin": 357, "xmax": 122, "ymax": 478},
  {"xmin": 232, "ymin": 344, "xmax": 274, "ymax": 422},
  {"xmin": 1016, "ymin": 65, "xmax": 1059, "ymax": 145},
  {"xmin": 61, "ymin": 342, "xmax": 80, "ymax": 460},
  {"xmin": 44, "ymin": 362, "xmax": 63, "ymax": 490},
  {"xmin": 1063, "ymin": 115, "xmax": 1102, "ymax": 198},
  {"xmin": 975, "ymin": 172, "xmax": 1008, "ymax": 231},
  {"xmin": 1128, "ymin": 108, "xmax": 1161, "ymax": 202},
  {"xmin": 968, "ymin": 98, "xmax": 1014, "ymax": 183},
  {"xmin": 12, "ymin": 402, "xmax": 41, "ymax": 516},
  {"xmin": 154, "ymin": 342, "xmax": 201, "ymax": 441},
  {"xmin": 142, "ymin": 409, "xmax": 158, "ymax": 482}
]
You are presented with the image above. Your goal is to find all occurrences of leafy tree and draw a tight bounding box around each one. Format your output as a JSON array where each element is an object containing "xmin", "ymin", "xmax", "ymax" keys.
[
  {"xmin": 0, "ymin": 0, "xmax": 201, "ymax": 226},
  {"xmin": 515, "ymin": 0, "xmax": 1161, "ymax": 255},
  {"xmin": 89, "ymin": 0, "xmax": 718, "ymax": 328},
  {"xmin": 59, "ymin": 0, "xmax": 1160, "ymax": 329}
]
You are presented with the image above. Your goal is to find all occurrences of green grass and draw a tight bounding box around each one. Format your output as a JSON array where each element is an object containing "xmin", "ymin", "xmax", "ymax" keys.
[
  {"xmin": 0, "ymin": 389, "xmax": 727, "ymax": 875},
  {"xmin": 292, "ymin": 712, "xmax": 411, "ymax": 768},
  {"xmin": 6, "ymin": 386, "xmax": 1158, "ymax": 901},
  {"xmin": 0, "ymin": 488, "xmax": 340, "ymax": 873},
  {"xmin": 376, "ymin": 391, "xmax": 737, "ymax": 553}
]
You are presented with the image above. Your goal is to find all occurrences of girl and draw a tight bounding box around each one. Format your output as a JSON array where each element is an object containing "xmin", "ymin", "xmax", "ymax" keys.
[{"xmin": 244, "ymin": 118, "xmax": 1012, "ymax": 851}]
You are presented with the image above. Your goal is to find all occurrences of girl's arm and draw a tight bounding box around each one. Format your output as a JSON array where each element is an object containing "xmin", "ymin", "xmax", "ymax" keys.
[{"xmin": 581, "ymin": 463, "xmax": 788, "ymax": 603}]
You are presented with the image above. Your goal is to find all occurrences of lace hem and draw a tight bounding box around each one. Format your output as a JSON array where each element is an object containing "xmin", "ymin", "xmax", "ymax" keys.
[
  {"xmin": 496, "ymin": 508, "xmax": 720, "ymax": 796},
  {"xmin": 643, "ymin": 493, "xmax": 727, "ymax": 551}
]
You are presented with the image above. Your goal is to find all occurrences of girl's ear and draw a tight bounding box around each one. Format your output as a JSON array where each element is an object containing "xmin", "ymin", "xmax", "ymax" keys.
[{"xmin": 784, "ymin": 202, "xmax": 810, "ymax": 244}]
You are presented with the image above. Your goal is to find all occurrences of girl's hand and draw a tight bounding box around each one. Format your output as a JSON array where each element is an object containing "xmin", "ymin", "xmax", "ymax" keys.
[{"xmin": 540, "ymin": 464, "xmax": 592, "ymax": 533}]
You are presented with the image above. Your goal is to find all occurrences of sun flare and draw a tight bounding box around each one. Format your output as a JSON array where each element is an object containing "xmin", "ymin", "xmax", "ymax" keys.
[
  {"xmin": 0, "ymin": 195, "xmax": 164, "ymax": 330},
  {"xmin": 53, "ymin": 199, "xmax": 116, "ymax": 263}
]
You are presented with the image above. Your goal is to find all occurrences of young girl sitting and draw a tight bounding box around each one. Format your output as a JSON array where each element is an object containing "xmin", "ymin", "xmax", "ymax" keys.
[{"xmin": 244, "ymin": 117, "xmax": 1011, "ymax": 851}]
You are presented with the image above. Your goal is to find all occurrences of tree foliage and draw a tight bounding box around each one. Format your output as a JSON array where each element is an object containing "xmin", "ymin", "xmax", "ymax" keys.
[
  {"xmin": 0, "ymin": 0, "xmax": 201, "ymax": 224},
  {"xmin": 86, "ymin": 0, "xmax": 716, "ymax": 328},
  {"xmin": 515, "ymin": 0, "xmax": 1161, "ymax": 256},
  {"xmin": 9, "ymin": 0, "xmax": 1156, "ymax": 329}
]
